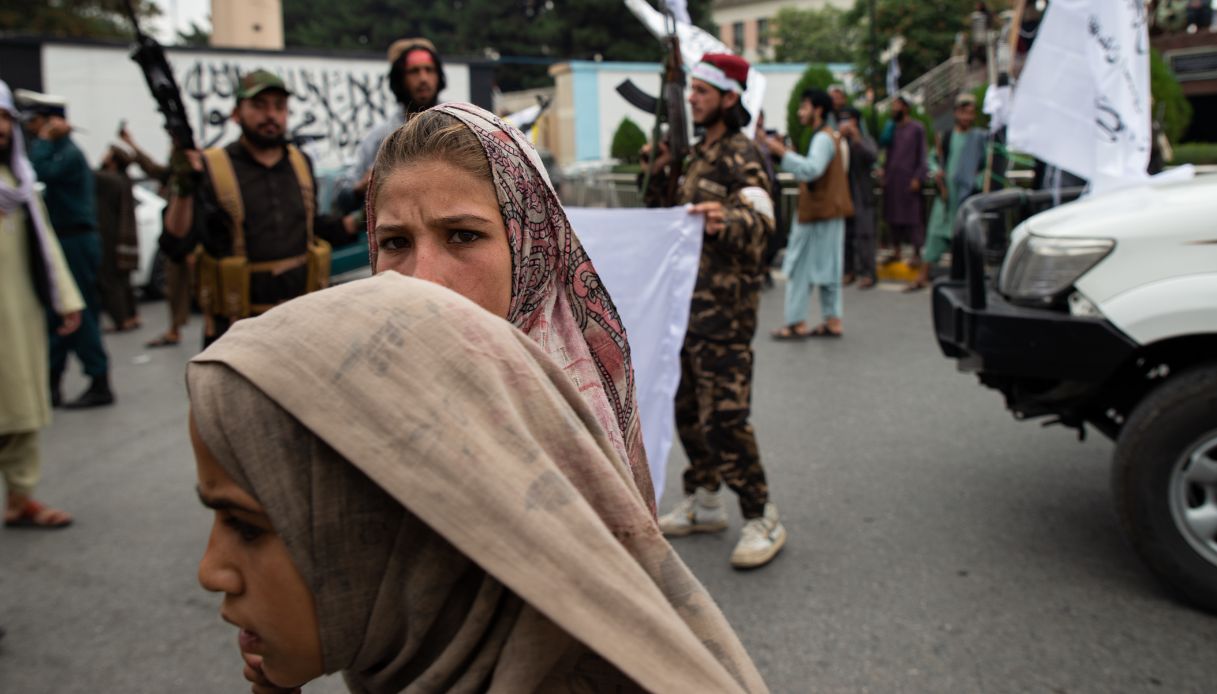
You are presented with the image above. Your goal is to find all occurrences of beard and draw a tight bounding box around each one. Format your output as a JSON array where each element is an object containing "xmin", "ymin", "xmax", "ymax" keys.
[
  {"xmin": 695, "ymin": 103, "xmax": 724, "ymax": 129},
  {"xmin": 240, "ymin": 122, "xmax": 287, "ymax": 150},
  {"xmin": 893, "ymin": 110, "xmax": 907, "ymax": 122},
  {"xmin": 405, "ymin": 91, "xmax": 439, "ymax": 114}
]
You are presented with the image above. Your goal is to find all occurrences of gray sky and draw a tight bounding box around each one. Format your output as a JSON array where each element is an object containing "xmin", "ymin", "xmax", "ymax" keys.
[{"xmin": 147, "ymin": 0, "xmax": 212, "ymax": 43}]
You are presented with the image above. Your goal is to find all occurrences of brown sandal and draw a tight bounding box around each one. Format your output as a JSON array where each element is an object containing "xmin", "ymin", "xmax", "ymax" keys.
[
  {"xmin": 806, "ymin": 323, "xmax": 843, "ymax": 338},
  {"xmin": 4, "ymin": 499, "xmax": 73, "ymax": 529},
  {"xmin": 771, "ymin": 324, "xmax": 813, "ymax": 341}
]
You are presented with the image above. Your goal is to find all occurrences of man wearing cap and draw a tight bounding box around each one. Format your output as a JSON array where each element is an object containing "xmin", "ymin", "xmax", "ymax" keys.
[
  {"xmin": 163, "ymin": 70, "xmax": 360, "ymax": 346},
  {"xmin": 907, "ymin": 93, "xmax": 987, "ymax": 292},
  {"xmin": 1, "ymin": 79, "xmax": 83, "ymax": 528},
  {"xmin": 645, "ymin": 52, "xmax": 787, "ymax": 570},
  {"xmin": 17, "ymin": 89, "xmax": 115, "ymax": 409},
  {"xmin": 339, "ymin": 38, "xmax": 446, "ymax": 212}
]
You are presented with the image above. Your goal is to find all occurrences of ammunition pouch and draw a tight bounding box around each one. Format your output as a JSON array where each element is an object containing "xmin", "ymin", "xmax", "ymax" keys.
[{"xmin": 306, "ymin": 238, "xmax": 332, "ymax": 292}]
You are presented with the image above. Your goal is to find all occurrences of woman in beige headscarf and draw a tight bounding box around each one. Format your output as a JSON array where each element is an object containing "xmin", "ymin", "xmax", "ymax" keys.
[{"xmin": 188, "ymin": 273, "xmax": 768, "ymax": 694}]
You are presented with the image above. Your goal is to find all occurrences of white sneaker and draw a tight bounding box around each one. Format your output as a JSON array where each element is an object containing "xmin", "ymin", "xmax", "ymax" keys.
[
  {"xmin": 730, "ymin": 503, "xmax": 787, "ymax": 569},
  {"xmin": 658, "ymin": 486, "xmax": 728, "ymax": 537}
]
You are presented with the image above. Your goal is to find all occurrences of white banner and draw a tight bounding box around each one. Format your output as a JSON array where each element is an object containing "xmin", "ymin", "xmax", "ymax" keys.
[
  {"xmin": 624, "ymin": 0, "xmax": 767, "ymax": 140},
  {"xmin": 1007, "ymin": 0, "xmax": 1153, "ymax": 194},
  {"xmin": 569, "ymin": 207, "xmax": 703, "ymax": 501}
]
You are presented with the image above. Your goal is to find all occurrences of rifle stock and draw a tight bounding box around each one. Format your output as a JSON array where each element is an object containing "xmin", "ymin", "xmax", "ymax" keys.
[{"xmin": 124, "ymin": 0, "xmax": 196, "ymax": 151}]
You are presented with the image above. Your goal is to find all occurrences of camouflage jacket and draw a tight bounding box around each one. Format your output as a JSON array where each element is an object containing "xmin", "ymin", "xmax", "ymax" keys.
[{"xmin": 650, "ymin": 131, "xmax": 775, "ymax": 343}]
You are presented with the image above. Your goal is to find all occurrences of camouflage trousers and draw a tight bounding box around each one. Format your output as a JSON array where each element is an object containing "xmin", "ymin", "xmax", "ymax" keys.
[{"xmin": 675, "ymin": 336, "xmax": 769, "ymax": 519}]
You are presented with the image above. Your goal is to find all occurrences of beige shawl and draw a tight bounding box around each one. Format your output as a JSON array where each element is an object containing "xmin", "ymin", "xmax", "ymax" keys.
[{"xmin": 187, "ymin": 273, "xmax": 767, "ymax": 693}]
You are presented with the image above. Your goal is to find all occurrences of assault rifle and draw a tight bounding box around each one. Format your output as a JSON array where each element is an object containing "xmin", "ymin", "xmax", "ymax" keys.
[
  {"xmin": 123, "ymin": 0, "xmax": 196, "ymax": 150},
  {"xmin": 632, "ymin": 7, "xmax": 688, "ymax": 207}
]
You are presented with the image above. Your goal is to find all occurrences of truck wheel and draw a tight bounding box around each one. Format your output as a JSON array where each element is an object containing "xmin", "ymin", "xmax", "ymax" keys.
[{"xmin": 1113, "ymin": 364, "xmax": 1217, "ymax": 613}]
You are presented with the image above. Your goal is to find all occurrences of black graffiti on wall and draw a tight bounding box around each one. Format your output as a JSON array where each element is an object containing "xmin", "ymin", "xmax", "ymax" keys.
[{"xmin": 178, "ymin": 59, "xmax": 392, "ymax": 167}]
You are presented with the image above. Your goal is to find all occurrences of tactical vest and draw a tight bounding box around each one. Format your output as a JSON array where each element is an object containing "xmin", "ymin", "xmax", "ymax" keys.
[
  {"xmin": 195, "ymin": 145, "xmax": 332, "ymax": 320},
  {"xmin": 797, "ymin": 129, "xmax": 855, "ymax": 223}
]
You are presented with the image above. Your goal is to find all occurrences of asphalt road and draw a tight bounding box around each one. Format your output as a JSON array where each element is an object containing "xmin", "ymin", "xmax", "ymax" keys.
[{"xmin": 2, "ymin": 280, "xmax": 1214, "ymax": 693}]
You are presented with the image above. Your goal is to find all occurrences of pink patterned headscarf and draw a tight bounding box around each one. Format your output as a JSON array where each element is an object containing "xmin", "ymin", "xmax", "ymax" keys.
[{"xmin": 366, "ymin": 103, "xmax": 655, "ymax": 514}]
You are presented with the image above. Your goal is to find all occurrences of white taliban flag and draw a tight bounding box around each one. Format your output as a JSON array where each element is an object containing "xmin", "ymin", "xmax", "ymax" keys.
[
  {"xmin": 569, "ymin": 207, "xmax": 703, "ymax": 501},
  {"xmin": 1007, "ymin": 0, "xmax": 1152, "ymax": 194}
]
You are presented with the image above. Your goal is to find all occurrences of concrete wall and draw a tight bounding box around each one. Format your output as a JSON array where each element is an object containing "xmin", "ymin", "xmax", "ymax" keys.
[
  {"xmin": 27, "ymin": 40, "xmax": 484, "ymax": 171},
  {"xmin": 548, "ymin": 60, "xmax": 853, "ymax": 166}
]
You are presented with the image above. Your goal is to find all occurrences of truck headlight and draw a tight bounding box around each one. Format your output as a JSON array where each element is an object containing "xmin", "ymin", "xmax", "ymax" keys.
[{"xmin": 999, "ymin": 235, "xmax": 1114, "ymax": 305}]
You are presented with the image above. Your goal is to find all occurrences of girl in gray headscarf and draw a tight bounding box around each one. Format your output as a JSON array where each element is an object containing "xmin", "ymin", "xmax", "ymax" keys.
[{"xmin": 188, "ymin": 273, "xmax": 768, "ymax": 693}]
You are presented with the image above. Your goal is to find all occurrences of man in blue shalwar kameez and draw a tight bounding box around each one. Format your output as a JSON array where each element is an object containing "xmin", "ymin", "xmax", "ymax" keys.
[
  {"xmin": 763, "ymin": 89, "xmax": 854, "ymax": 339},
  {"xmin": 906, "ymin": 93, "xmax": 987, "ymax": 292}
]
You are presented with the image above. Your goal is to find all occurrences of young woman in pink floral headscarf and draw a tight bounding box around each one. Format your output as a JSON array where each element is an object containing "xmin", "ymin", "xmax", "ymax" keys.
[{"xmin": 365, "ymin": 102, "xmax": 655, "ymax": 514}]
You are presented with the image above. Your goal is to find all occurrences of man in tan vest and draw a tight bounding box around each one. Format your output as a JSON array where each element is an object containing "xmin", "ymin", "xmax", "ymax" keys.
[
  {"xmin": 163, "ymin": 70, "xmax": 361, "ymax": 347},
  {"xmin": 763, "ymin": 88, "xmax": 853, "ymax": 339}
]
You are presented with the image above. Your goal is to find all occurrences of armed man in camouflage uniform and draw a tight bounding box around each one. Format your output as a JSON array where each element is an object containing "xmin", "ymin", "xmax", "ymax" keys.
[{"xmin": 646, "ymin": 53, "xmax": 787, "ymax": 569}]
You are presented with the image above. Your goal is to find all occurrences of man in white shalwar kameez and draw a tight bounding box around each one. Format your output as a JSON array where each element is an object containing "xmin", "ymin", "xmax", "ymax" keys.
[{"xmin": 0, "ymin": 80, "xmax": 83, "ymax": 529}]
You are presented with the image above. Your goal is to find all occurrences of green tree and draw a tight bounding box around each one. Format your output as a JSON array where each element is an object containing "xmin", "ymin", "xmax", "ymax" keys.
[
  {"xmin": 1150, "ymin": 48, "xmax": 1193, "ymax": 144},
  {"xmin": 785, "ymin": 64, "xmax": 835, "ymax": 155},
  {"xmin": 0, "ymin": 0, "xmax": 159, "ymax": 40},
  {"xmin": 610, "ymin": 117, "xmax": 647, "ymax": 163},
  {"xmin": 772, "ymin": 5, "xmax": 856, "ymax": 64},
  {"xmin": 281, "ymin": 0, "xmax": 716, "ymax": 91},
  {"xmin": 843, "ymin": 0, "xmax": 973, "ymax": 96}
]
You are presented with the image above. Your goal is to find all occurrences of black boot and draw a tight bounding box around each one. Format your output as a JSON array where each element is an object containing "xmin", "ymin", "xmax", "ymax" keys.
[
  {"xmin": 63, "ymin": 374, "xmax": 115, "ymax": 409},
  {"xmin": 50, "ymin": 373, "xmax": 63, "ymax": 408}
]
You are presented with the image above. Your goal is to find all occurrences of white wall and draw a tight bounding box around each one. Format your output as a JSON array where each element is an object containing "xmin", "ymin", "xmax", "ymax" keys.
[
  {"xmin": 596, "ymin": 65, "xmax": 663, "ymax": 162},
  {"xmin": 561, "ymin": 60, "xmax": 838, "ymax": 165},
  {"xmin": 41, "ymin": 43, "xmax": 471, "ymax": 170}
]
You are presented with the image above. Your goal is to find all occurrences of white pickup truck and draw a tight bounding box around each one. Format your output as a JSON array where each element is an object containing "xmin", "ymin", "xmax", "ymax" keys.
[{"xmin": 933, "ymin": 175, "xmax": 1217, "ymax": 612}]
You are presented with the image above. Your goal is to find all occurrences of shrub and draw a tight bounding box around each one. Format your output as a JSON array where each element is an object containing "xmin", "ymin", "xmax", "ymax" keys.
[
  {"xmin": 610, "ymin": 117, "xmax": 648, "ymax": 164},
  {"xmin": 1151, "ymin": 48, "xmax": 1193, "ymax": 145},
  {"xmin": 1171, "ymin": 142, "xmax": 1217, "ymax": 166},
  {"xmin": 785, "ymin": 64, "xmax": 836, "ymax": 155}
]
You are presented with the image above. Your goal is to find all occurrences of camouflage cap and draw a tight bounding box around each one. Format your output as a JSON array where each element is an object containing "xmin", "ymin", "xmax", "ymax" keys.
[{"xmin": 236, "ymin": 69, "xmax": 291, "ymax": 100}]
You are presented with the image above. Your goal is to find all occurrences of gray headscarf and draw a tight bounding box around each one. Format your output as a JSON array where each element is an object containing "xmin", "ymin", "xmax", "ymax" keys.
[{"xmin": 188, "ymin": 274, "xmax": 768, "ymax": 693}]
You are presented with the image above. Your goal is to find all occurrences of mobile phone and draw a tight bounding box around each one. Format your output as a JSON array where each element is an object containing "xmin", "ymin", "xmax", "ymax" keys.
[{"xmin": 117, "ymin": 119, "xmax": 127, "ymax": 136}]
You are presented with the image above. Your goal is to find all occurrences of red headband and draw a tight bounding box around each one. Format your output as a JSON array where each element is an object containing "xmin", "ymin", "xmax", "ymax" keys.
[{"xmin": 405, "ymin": 49, "xmax": 434, "ymax": 69}]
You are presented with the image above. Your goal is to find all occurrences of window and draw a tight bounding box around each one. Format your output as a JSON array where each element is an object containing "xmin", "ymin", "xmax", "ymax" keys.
[
  {"xmin": 733, "ymin": 21, "xmax": 745, "ymax": 54},
  {"xmin": 757, "ymin": 18, "xmax": 770, "ymax": 52}
]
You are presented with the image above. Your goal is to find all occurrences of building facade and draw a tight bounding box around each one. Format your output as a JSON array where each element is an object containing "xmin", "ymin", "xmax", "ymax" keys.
[
  {"xmin": 712, "ymin": 0, "xmax": 855, "ymax": 63},
  {"xmin": 212, "ymin": 0, "xmax": 285, "ymax": 50}
]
